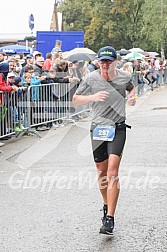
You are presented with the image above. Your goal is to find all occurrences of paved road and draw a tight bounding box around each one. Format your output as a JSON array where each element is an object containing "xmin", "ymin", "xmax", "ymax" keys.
[{"xmin": 0, "ymin": 87, "xmax": 167, "ymax": 252}]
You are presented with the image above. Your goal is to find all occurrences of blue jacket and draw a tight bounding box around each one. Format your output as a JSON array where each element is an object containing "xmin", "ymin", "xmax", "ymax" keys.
[{"xmin": 22, "ymin": 74, "xmax": 41, "ymax": 102}]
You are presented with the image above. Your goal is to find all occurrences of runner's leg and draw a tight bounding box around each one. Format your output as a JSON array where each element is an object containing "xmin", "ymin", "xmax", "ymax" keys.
[
  {"xmin": 107, "ymin": 154, "xmax": 120, "ymax": 216},
  {"xmin": 96, "ymin": 159, "xmax": 108, "ymax": 205}
]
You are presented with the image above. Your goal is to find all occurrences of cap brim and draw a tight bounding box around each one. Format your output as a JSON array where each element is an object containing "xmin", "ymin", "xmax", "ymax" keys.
[{"xmin": 98, "ymin": 56, "xmax": 116, "ymax": 61}]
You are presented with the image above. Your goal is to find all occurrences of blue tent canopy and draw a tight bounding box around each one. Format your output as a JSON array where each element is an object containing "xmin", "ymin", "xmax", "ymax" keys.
[{"xmin": 0, "ymin": 44, "xmax": 31, "ymax": 54}]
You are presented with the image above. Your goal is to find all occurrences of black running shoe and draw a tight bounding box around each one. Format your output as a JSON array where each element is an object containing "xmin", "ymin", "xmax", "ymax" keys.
[
  {"xmin": 101, "ymin": 204, "xmax": 108, "ymax": 224},
  {"xmin": 100, "ymin": 216, "xmax": 114, "ymax": 235}
]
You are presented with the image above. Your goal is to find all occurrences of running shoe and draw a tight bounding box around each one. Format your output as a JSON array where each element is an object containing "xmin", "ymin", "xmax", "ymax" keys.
[
  {"xmin": 101, "ymin": 204, "xmax": 108, "ymax": 224},
  {"xmin": 100, "ymin": 216, "xmax": 114, "ymax": 235}
]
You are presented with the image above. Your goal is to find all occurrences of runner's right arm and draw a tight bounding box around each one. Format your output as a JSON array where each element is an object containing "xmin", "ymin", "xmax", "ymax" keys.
[{"xmin": 72, "ymin": 91, "xmax": 109, "ymax": 105}]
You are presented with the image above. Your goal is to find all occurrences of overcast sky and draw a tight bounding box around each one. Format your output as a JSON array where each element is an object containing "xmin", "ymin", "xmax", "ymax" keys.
[{"xmin": 0, "ymin": 0, "xmax": 55, "ymax": 38}]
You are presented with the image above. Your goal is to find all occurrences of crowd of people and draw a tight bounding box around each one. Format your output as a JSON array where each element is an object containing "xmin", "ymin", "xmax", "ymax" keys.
[
  {"xmin": 119, "ymin": 56, "xmax": 167, "ymax": 95},
  {"xmin": 0, "ymin": 46, "xmax": 167, "ymax": 148},
  {"xmin": 0, "ymin": 48, "xmax": 90, "ymax": 147}
]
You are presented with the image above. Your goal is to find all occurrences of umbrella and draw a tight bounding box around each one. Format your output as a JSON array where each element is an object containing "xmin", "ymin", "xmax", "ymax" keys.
[
  {"xmin": 139, "ymin": 51, "xmax": 150, "ymax": 56},
  {"xmin": 117, "ymin": 49, "xmax": 130, "ymax": 56},
  {"xmin": 70, "ymin": 47, "xmax": 96, "ymax": 55},
  {"xmin": 63, "ymin": 47, "xmax": 96, "ymax": 58},
  {"xmin": 147, "ymin": 52, "xmax": 159, "ymax": 56},
  {"xmin": 124, "ymin": 52, "xmax": 145, "ymax": 60},
  {"xmin": 0, "ymin": 44, "xmax": 31, "ymax": 54},
  {"xmin": 66, "ymin": 53, "xmax": 96, "ymax": 62},
  {"xmin": 129, "ymin": 48, "xmax": 144, "ymax": 53}
]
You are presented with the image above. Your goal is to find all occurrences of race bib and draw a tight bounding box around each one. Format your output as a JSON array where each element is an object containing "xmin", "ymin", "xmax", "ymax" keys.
[{"xmin": 93, "ymin": 125, "xmax": 116, "ymax": 141}]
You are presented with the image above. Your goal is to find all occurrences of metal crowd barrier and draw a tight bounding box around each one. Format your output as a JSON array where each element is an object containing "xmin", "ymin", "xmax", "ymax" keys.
[
  {"xmin": 0, "ymin": 82, "xmax": 91, "ymax": 139},
  {"xmin": 132, "ymin": 69, "xmax": 166, "ymax": 96},
  {"xmin": 0, "ymin": 90, "xmax": 29, "ymax": 139}
]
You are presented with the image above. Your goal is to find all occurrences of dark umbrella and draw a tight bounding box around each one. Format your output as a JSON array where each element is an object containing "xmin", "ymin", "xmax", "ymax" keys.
[
  {"xmin": 117, "ymin": 49, "xmax": 130, "ymax": 56},
  {"xmin": 66, "ymin": 53, "xmax": 96, "ymax": 62}
]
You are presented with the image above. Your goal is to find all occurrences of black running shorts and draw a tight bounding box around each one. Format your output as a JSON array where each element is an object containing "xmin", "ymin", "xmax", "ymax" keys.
[{"xmin": 90, "ymin": 124, "xmax": 126, "ymax": 163}]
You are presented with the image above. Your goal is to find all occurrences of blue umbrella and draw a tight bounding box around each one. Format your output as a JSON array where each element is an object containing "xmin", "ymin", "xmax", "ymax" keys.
[{"xmin": 0, "ymin": 44, "xmax": 31, "ymax": 54}]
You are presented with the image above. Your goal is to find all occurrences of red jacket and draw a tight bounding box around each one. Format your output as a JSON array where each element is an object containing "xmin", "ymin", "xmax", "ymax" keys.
[
  {"xmin": 0, "ymin": 73, "xmax": 13, "ymax": 105},
  {"xmin": 43, "ymin": 59, "xmax": 52, "ymax": 71}
]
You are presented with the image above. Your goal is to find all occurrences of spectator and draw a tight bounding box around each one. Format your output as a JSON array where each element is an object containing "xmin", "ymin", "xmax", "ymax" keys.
[
  {"xmin": 8, "ymin": 59, "xmax": 16, "ymax": 73},
  {"xmin": 33, "ymin": 51, "xmax": 42, "ymax": 64},
  {"xmin": 20, "ymin": 54, "xmax": 34, "ymax": 76},
  {"xmin": 33, "ymin": 56, "xmax": 47, "ymax": 83},
  {"xmin": 87, "ymin": 59, "xmax": 99, "ymax": 72},
  {"xmin": 0, "ymin": 63, "xmax": 19, "ymax": 94},
  {"xmin": 72, "ymin": 60, "xmax": 90, "ymax": 80},
  {"xmin": 7, "ymin": 71, "xmax": 16, "ymax": 84},
  {"xmin": 0, "ymin": 62, "xmax": 19, "ymax": 140},
  {"xmin": 55, "ymin": 59, "xmax": 69, "ymax": 78},
  {"xmin": 33, "ymin": 56, "xmax": 52, "ymax": 130},
  {"xmin": 22, "ymin": 65, "xmax": 41, "ymax": 102},
  {"xmin": 52, "ymin": 52, "xmax": 61, "ymax": 68},
  {"xmin": 7, "ymin": 74, "xmax": 25, "ymax": 132},
  {"xmin": 43, "ymin": 52, "xmax": 53, "ymax": 71},
  {"xmin": 0, "ymin": 52, "xmax": 7, "ymax": 63},
  {"xmin": 14, "ymin": 54, "xmax": 22, "ymax": 75},
  {"xmin": 121, "ymin": 62, "xmax": 133, "ymax": 74}
]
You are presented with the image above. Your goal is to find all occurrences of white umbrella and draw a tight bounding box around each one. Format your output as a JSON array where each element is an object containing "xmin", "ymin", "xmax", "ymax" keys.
[
  {"xmin": 147, "ymin": 52, "xmax": 159, "ymax": 56},
  {"xmin": 63, "ymin": 47, "xmax": 96, "ymax": 59}
]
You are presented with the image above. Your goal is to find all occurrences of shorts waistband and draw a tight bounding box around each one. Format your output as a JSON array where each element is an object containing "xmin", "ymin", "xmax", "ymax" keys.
[
  {"xmin": 116, "ymin": 121, "xmax": 131, "ymax": 129},
  {"xmin": 115, "ymin": 121, "xmax": 125, "ymax": 126}
]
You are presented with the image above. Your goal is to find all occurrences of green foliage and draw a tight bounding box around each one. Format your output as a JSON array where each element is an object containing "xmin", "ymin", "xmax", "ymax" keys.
[
  {"xmin": 58, "ymin": 0, "xmax": 167, "ymax": 56},
  {"xmin": 142, "ymin": 0, "xmax": 167, "ymax": 55},
  {"xmin": 24, "ymin": 36, "xmax": 36, "ymax": 41}
]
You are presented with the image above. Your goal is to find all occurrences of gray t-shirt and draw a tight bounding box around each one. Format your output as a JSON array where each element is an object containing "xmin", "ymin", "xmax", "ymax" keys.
[{"xmin": 75, "ymin": 69, "xmax": 134, "ymax": 126}]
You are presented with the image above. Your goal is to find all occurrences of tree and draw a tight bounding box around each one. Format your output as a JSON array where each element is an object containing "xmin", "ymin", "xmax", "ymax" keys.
[
  {"xmin": 142, "ymin": 0, "xmax": 167, "ymax": 56},
  {"xmin": 58, "ymin": 0, "xmax": 167, "ymax": 56},
  {"xmin": 59, "ymin": 0, "xmax": 93, "ymax": 31},
  {"xmin": 84, "ymin": 0, "xmax": 114, "ymax": 51},
  {"xmin": 110, "ymin": 0, "xmax": 145, "ymax": 49}
]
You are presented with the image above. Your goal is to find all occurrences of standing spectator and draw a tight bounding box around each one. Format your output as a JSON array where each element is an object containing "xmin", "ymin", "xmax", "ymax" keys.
[
  {"xmin": 7, "ymin": 73, "xmax": 24, "ymax": 132},
  {"xmin": 22, "ymin": 64, "xmax": 41, "ymax": 102},
  {"xmin": 14, "ymin": 54, "xmax": 22, "ymax": 75},
  {"xmin": 0, "ymin": 63, "xmax": 19, "ymax": 140},
  {"xmin": 33, "ymin": 56, "xmax": 47, "ymax": 83},
  {"xmin": 149, "ymin": 59, "xmax": 157, "ymax": 90},
  {"xmin": 0, "ymin": 52, "xmax": 7, "ymax": 63},
  {"xmin": 43, "ymin": 52, "xmax": 53, "ymax": 71},
  {"xmin": 121, "ymin": 62, "xmax": 133, "ymax": 74},
  {"xmin": 72, "ymin": 61, "xmax": 90, "ymax": 80},
  {"xmin": 33, "ymin": 51, "xmax": 42, "ymax": 64},
  {"xmin": 8, "ymin": 59, "xmax": 16, "ymax": 73},
  {"xmin": 87, "ymin": 59, "xmax": 99, "ymax": 73},
  {"xmin": 52, "ymin": 52, "xmax": 61, "ymax": 68},
  {"xmin": 33, "ymin": 56, "xmax": 51, "ymax": 130},
  {"xmin": 7, "ymin": 71, "xmax": 15, "ymax": 84},
  {"xmin": 55, "ymin": 59, "xmax": 69, "ymax": 78},
  {"xmin": 20, "ymin": 54, "xmax": 34, "ymax": 77},
  {"xmin": 154, "ymin": 57, "xmax": 161, "ymax": 85}
]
